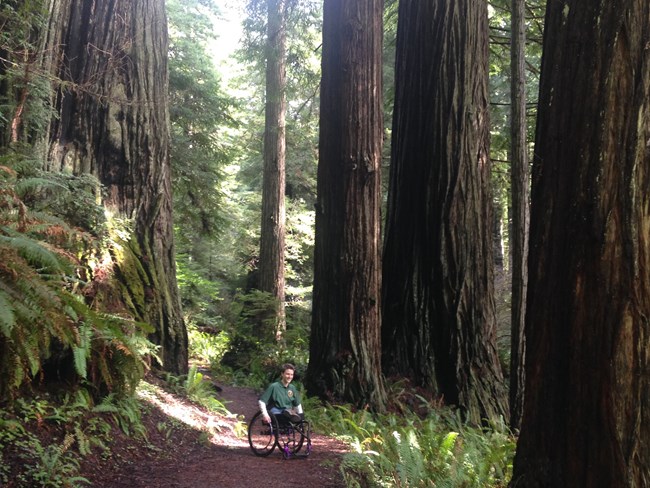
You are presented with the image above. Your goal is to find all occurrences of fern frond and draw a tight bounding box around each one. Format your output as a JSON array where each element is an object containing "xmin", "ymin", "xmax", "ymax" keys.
[
  {"xmin": 0, "ymin": 235, "xmax": 67, "ymax": 274},
  {"xmin": 14, "ymin": 325, "xmax": 42, "ymax": 376},
  {"xmin": 92, "ymin": 393, "xmax": 119, "ymax": 413},
  {"xmin": 0, "ymin": 164, "xmax": 18, "ymax": 178},
  {"xmin": 394, "ymin": 429, "xmax": 426, "ymax": 487},
  {"xmin": 15, "ymin": 176, "xmax": 68, "ymax": 196},
  {"xmin": 73, "ymin": 423, "xmax": 90, "ymax": 455},
  {"xmin": 72, "ymin": 324, "xmax": 91, "ymax": 379},
  {"xmin": 94, "ymin": 346, "xmax": 113, "ymax": 390},
  {"xmin": 441, "ymin": 431, "xmax": 459, "ymax": 458},
  {"xmin": 0, "ymin": 290, "xmax": 16, "ymax": 336}
]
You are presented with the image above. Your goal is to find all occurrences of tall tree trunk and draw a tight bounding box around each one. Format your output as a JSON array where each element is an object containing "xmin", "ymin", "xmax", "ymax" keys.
[
  {"xmin": 381, "ymin": 0, "xmax": 507, "ymax": 424},
  {"xmin": 512, "ymin": 0, "xmax": 650, "ymax": 485},
  {"xmin": 508, "ymin": 0, "xmax": 529, "ymax": 431},
  {"xmin": 42, "ymin": 0, "xmax": 187, "ymax": 374},
  {"xmin": 258, "ymin": 0, "xmax": 287, "ymax": 341},
  {"xmin": 306, "ymin": 0, "xmax": 386, "ymax": 410}
]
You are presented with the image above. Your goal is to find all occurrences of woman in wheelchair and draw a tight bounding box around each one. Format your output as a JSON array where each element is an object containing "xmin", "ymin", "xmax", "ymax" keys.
[{"xmin": 248, "ymin": 363, "xmax": 311, "ymax": 458}]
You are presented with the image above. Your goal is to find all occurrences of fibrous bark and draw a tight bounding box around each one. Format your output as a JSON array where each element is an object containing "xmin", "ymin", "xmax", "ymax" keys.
[
  {"xmin": 508, "ymin": 0, "xmax": 529, "ymax": 431},
  {"xmin": 307, "ymin": 0, "xmax": 386, "ymax": 410},
  {"xmin": 258, "ymin": 0, "xmax": 287, "ymax": 341},
  {"xmin": 381, "ymin": 0, "xmax": 507, "ymax": 424},
  {"xmin": 512, "ymin": 0, "xmax": 650, "ymax": 485},
  {"xmin": 42, "ymin": 0, "xmax": 187, "ymax": 374}
]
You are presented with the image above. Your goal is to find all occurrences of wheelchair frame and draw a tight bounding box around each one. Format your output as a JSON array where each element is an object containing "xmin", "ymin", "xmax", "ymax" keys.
[{"xmin": 247, "ymin": 410, "xmax": 312, "ymax": 459}]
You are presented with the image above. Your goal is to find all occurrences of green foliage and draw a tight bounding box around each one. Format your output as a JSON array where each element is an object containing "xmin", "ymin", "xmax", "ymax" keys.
[
  {"xmin": 207, "ymin": 288, "xmax": 310, "ymax": 387},
  {"xmin": 0, "ymin": 0, "xmax": 53, "ymax": 144},
  {"xmin": 183, "ymin": 366, "xmax": 231, "ymax": 416},
  {"xmin": 154, "ymin": 367, "xmax": 230, "ymax": 417},
  {"xmin": 17, "ymin": 170, "xmax": 106, "ymax": 233},
  {"xmin": 93, "ymin": 393, "xmax": 146, "ymax": 438},
  {"xmin": 188, "ymin": 324, "xmax": 231, "ymax": 366},
  {"xmin": 0, "ymin": 391, "xmax": 146, "ymax": 487},
  {"xmin": 167, "ymin": 1, "xmax": 320, "ymax": 380},
  {"xmin": 21, "ymin": 434, "xmax": 90, "ymax": 488},
  {"xmin": 167, "ymin": 0, "xmax": 238, "ymax": 246},
  {"xmin": 167, "ymin": 1, "xmax": 262, "ymax": 368},
  {"xmin": 285, "ymin": 198, "xmax": 315, "ymax": 300},
  {"xmin": 304, "ymin": 390, "xmax": 515, "ymax": 488},
  {"xmin": 0, "ymin": 151, "xmax": 154, "ymax": 402}
]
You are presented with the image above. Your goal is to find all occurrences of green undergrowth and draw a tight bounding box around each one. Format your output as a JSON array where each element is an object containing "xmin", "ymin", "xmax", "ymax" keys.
[
  {"xmin": 0, "ymin": 390, "xmax": 146, "ymax": 487},
  {"xmin": 0, "ymin": 149, "xmax": 211, "ymax": 486},
  {"xmin": 303, "ymin": 390, "xmax": 515, "ymax": 488},
  {"xmin": 0, "ymin": 371, "xmax": 240, "ymax": 487},
  {"xmin": 0, "ymin": 150, "xmax": 157, "ymax": 403}
]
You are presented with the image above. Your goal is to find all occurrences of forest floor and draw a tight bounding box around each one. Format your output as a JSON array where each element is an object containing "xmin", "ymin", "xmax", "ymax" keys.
[{"xmin": 78, "ymin": 374, "xmax": 349, "ymax": 488}]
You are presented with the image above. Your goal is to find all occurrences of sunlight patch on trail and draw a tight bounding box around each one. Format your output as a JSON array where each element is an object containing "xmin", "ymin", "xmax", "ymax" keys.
[{"xmin": 137, "ymin": 381, "xmax": 249, "ymax": 448}]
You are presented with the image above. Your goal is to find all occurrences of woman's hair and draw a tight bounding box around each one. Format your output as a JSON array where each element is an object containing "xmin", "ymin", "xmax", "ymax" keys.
[{"xmin": 281, "ymin": 363, "xmax": 295, "ymax": 372}]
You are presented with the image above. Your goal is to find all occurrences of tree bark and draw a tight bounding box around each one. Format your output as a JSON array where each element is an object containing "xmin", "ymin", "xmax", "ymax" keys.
[
  {"xmin": 42, "ymin": 0, "xmax": 187, "ymax": 374},
  {"xmin": 258, "ymin": 0, "xmax": 287, "ymax": 341},
  {"xmin": 508, "ymin": 0, "xmax": 529, "ymax": 431},
  {"xmin": 306, "ymin": 0, "xmax": 386, "ymax": 410},
  {"xmin": 512, "ymin": 0, "xmax": 650, "ymax": 485},
  {"xmin": 381, "ymin": 0, "xmax": 507, "ymax": 424}
]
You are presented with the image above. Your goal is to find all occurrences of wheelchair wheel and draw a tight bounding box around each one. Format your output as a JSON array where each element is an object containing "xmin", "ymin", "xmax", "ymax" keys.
[
  {"xmin": 248, "ymin": 411, "xmax": 278, "ymax": 457},
  {"xmin": 277, "ymin": 420, "xmax": 305, "ymax": 458}
]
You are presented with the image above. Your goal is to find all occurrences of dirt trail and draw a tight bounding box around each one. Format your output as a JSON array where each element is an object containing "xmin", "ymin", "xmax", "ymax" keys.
[{"xmin": 86, "ymin": 383, "xmax": 349, "ymax": 487}]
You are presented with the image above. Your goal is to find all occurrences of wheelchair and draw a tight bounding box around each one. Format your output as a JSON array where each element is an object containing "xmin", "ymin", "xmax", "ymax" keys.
[{"xmin": 247, "ymin": 410, "xmax": 312, "ymax": 459}]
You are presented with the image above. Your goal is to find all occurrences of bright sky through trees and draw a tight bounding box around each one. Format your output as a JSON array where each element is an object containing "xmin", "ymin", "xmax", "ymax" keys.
[{"xmin": 210, "ymin": 2, "xmax": 243, "ymax": 68}]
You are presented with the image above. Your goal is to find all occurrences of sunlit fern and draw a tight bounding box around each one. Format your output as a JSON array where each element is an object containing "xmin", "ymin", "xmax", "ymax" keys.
[{"xmin": 0, "ymin": 153, "xmax": 154, "ymax": 402}]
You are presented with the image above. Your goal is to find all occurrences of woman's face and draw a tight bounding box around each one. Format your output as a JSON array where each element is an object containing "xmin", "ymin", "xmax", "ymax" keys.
[{"xmin": 281, "ymin": 368, "xmax": 294, "ymax": 385}]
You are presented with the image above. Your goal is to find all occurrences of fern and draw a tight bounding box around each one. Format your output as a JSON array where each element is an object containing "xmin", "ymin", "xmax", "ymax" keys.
[
  {"xmin": 0, "ymin": 234, "xmax": 69, "ymax": 274},
  {"xmin": 394, "ymin": 429, "xmax": 427, "ymax": 487},
  {"xmin": 0, "ymin": 150, "xmax": 154, "ymax": 403},
  {"xmin": 0, "ymin": 290, "xmax": 16, "ymax": 336},
  {"xmin": 340, "ymin": 452, "xmax": 381, "ymax": 488},
  {"xmin": 74, "ymin": 424, "xmax": 90, "ymax": 456},
  {"xmin": 72, "ymin": 324, "xmax": 92, "ymax": 379},
  {"xmin": 440, "ymin": 431, "xmax": 459, "ymax": 461},
  {"xmin": 15, "ymin": 176, "xmax": 68, "ymax": 195},
  {"xmin": 320, "ymin": 386, "xmax": 516, "ymax": 488}
]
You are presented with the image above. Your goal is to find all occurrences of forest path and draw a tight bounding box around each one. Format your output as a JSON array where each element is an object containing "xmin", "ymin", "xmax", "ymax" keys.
[{"xmin": 83, "ymin": 379, "xmax": 348, "ymax": 487}]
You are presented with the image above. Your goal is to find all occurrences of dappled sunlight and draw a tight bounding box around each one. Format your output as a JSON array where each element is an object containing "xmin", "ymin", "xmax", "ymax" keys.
[
  {"xmin": 136, "ymin": 381, "xmax": 249, "ymax": 448},
  {"xmin": 135, "ymin": 380, "xmax": 349, "ymax": 455}
]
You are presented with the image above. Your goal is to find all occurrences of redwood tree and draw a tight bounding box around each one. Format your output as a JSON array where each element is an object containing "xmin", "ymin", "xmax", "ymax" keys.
[
  {"xmin": 306, "ymin": 0, "xmax": 386, "ymax": 409},
  {"xmin": 381, "ymin": 0, "xmax": 507, "ymax": 423},
  {"xmin": 508, "ymin": 0, "xmax": 529, "ymax": 431},
  {"xmin": 258, "ymin": 0, "xmax": 287, "ymax": 341},
  {"xmin": 512, "ymin": 0, "xmax": 650, "ymax": 485},
  {"xmin": 42, "ymin": 0, "xmax": 187, "ymax": 374}
]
